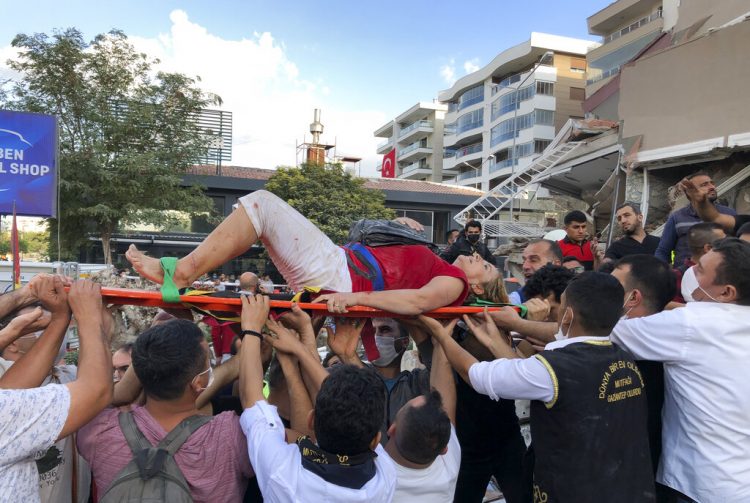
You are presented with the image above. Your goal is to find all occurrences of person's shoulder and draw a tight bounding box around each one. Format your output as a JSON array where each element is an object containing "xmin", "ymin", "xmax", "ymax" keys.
[{"xmin": 716, "ymin": 204, "xmax": 737, "ymax": 215}]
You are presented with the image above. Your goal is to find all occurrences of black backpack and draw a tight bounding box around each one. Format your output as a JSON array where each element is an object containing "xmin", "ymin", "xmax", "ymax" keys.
[
  {"xmin": 99, "ymin": 412, "xmax": 212, "ymax": 503},
  {"xmin": 347, "ymin": 219, "xmax": 438, "ymax": 252}
]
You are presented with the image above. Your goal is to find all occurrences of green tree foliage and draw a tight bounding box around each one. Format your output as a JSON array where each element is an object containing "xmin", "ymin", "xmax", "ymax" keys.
[
  {"xmin": 265, "ymin": 163, "xmax": 395, "ymax": 244},
  {"xmin": 3, "ymin": 28, "xmax": 219, "ymax": 263}
]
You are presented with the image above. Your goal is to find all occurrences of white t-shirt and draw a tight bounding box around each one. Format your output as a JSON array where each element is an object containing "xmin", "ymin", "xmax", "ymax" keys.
[
  {"xmin": 0, "ymin": 385, "xmax": 70, "ymax": 503},
  {"xmin": 240, "ymin": 400, "xmax": 396, "ymax": 502},
  {"xmin": 0, "ymin": 361, "xmax": 90, "ymax": 503},
  {"xmin": 391, "ymin": 425, "xmax": 461, "ymax": 502}
]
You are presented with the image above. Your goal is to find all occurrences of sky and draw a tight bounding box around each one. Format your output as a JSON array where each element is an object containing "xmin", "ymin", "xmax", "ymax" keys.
[{"xmin": 0, "ymin": 0, "xmax": 610, "ymax": 177}]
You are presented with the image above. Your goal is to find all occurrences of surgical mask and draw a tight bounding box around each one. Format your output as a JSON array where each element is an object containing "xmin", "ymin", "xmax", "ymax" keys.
[
  {"xmin": 621, "ymin": 290, "xmax": 635, "ymax": 320},
  {"xmin": 466, "ymin": 234, "xmax": 480, "ymax": 244},
  {"xmin": 695, "ymin": 285, "xmax": 721, "ymax": 303},
  {"xmin": 681, "ymin": 266, "xmax": 698, "ymax": 302},
  {"xmin": 554, "ymin": 310, "xmax": 574, "ymax": 341},
  {"xmin": 371, "ymin": 336, "xmax": 405, "ymax": 367},
  {"xmin": 194, "ymin": 365, "xmax": 214, "ymax": 392}
]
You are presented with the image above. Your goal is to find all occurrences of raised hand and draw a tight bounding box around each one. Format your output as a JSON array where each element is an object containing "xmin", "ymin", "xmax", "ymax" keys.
[
  {"xmin": 416, "ymin": 315, "xmax": 458, "ymax": 343},
  {"xmin": 279, "ymin": 302, "xmax": 313, "ymax": 333},
  {"xmin": 265, "ymin": 317, "xmax": 304, "ymax": 355},
  {"xmin": 312, "ymin": 292, "xmax": 360, "ymax": 314},
  {"xmin": 327, "ymin": 317, "xmax": 365, "ymax": 362},
  {"xmin": 35, "ymin": 275, "xmax": 70, "ymax": 316},
  {"xmin": 524, "ymin": 298, "xmax": 551, "ymax": 322},
  {"xmin": 6, "ymin": 307, "xmax": 50, "ymax": 337},
  {"xmin": 241, "ymin": 294, "xmax": 271, "ymax": 330},
  {"xmin": 68, "ymin": 280, "xmax": 103, "ymax": 323},
  {"xmin": 462, "ymin": 308, "xmax": 509, "ymax": 352}
]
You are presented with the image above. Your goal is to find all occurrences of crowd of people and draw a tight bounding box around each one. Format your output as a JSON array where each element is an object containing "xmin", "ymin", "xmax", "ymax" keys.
[{"xmin": 0, "ymin": 175, "xmax": 749, "ymax": 503}]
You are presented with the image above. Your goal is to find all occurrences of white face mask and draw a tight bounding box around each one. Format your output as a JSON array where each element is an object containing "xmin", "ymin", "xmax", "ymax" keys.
[
  {"xmin": 194, "ymin": 365, "xmax": 214, "ymax": 392},
  {"xmin": 621, "ymin": 290, "xmax": 635, "ymax": 320},
  {"xmin": 371, "ymin": 335, "xmax": 405, "ymax": 367},
  {"xmin": 554, "ymin": 309, "xmax": 574, "ymax": 341},
  {"xmin": 681, "ymin": 266, "xmax": 699, "ymax": 302}
]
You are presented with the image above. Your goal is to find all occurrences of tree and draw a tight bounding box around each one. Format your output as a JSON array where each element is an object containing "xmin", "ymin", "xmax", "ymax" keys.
[
  {"xmin": 265, "ymin": 162, "xmax": 395, "ymax": 245},
  {"xmin": 3, "ymin": 28, "xmax": 218, "ymax": 264}
]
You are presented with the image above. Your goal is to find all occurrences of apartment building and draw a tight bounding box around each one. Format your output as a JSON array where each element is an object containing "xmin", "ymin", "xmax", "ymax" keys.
[
  {"xmin": 437, "ymin": 33, "xmax": 598, "ymax": 192},
  {"xmin": 586, "ymin": 0, "xmax": 664, "ymax": 97},
  {"xmin": 374, "ymin": 102, "xmax": 449, "ymax": 182}
]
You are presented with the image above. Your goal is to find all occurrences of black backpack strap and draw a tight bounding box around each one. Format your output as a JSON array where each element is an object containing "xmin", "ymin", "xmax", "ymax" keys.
[
  {"xmin": 158, "ymin": 415, "xmax": 213, "ymax": 456},
  {"xmin": 118, "ymin": 412, "xmax": 153, "ymax": 455}
]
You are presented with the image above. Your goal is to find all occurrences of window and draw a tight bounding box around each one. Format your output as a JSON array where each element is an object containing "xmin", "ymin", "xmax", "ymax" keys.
[
  {"xmin": 570, "ymin": 58, "xmax": 586, "ymax": 73},
  {"xmin": 535, "ymin": 109, "xmax": 555, "ymax": 126},
  {"xmin": 569, "ymin": 87, "xmax": 585, "ymax": 100},
  {"xmin": 534, "ymin": 139, "xmax": 551, "ymax": 153},
  {"xmin": 536, "ymin": 81, "xmax": 554, "ymax": 96},
  {"xmin": 457, "ymin": 85, "xmax": 484, "ymax": 111},
  {"xmin": 491, "ymin": 83, "xmax": 535, "ymax": 121},
  {"xmin": 456, "ymin": 109, "xmax": 483, "ymax": 134}
]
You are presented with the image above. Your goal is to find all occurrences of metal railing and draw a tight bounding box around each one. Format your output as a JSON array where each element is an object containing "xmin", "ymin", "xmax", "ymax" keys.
[
  {"xmin": 399, "ymin": 120, "xmax": 433, "ymax": 138},
  {"xmin": 456, "ymin": 142, "xmax": 483, "ymax": 159},
  {"xmin": 602, "ymin": 9, "xmax": 662, "ymax": 44}
]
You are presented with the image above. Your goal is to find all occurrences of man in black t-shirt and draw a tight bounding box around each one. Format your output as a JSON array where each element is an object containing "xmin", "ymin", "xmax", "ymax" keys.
[{"xmin": 605, "ymin": 202, "xmax": 660, "ymax": 262}]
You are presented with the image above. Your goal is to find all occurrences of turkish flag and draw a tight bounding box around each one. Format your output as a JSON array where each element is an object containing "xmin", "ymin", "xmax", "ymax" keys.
[{"xmin": 381, "ymin": 149, "xmax": 396, "ymax": 178}]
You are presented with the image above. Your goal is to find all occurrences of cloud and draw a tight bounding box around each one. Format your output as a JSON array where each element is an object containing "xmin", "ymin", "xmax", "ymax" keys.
[
  {"xmin": 440, "ymin": 58, "xmax": 456, "ymax": 85},
  {"xmin": 463, "ymin": 58, "xmax": 480, "ymax": 74},
  {"xmin": 2, "ymin": 10, "xmax": 388, "ymax": 176}
]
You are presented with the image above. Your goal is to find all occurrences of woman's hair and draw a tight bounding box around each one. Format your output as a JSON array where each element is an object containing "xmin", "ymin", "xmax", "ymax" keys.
[{"xmin": 468, "ymin": 276, "xmax": 509, "ymax": 304}]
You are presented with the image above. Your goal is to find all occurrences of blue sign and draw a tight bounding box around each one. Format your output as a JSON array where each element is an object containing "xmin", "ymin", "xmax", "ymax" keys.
[{"xmin": 0, "ymin": 110, "xmax": 58, "ymax": 217}]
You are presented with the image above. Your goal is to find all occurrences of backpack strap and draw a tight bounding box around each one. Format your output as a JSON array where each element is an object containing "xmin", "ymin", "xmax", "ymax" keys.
[
  {"xmin": 343, "ymin": 243, "xmax": 385, "ymax": 291},
  {"xmin": 157, "ymin": 415, "xmax": 213, "ymax": 456},
  {"xmin": 118, "ymin": 412, "xmax": 154, "ymax": 455}
]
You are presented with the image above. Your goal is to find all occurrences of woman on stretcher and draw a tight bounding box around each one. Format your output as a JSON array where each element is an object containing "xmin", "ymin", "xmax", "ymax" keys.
[{"xmin": 126, "ymin": 190, "xmax": 507, "ymax": 315}]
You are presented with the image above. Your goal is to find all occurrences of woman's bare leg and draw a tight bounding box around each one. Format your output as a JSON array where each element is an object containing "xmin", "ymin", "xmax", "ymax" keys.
[{"xmin": 126, "ymin": 206, "xmax": 258, "ymax": 288}]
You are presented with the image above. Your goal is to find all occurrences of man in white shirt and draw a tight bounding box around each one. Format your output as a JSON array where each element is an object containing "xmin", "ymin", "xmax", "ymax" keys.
[
  {"xmin": 0, "ymin": 279, "xmax": 113, "ymax": 503},
  {"xmin": 611, "ymin": 238, "xmax": 750, "ymax": 502},
  {"xmin": 431, "ymin": 272, "xmax": 655, "ymax": 502},
  {"xmin": 238, "ymin": 294, "xmax": 396, "ymax": 502},
  {"xmin": 383, "ymin": 320, "xmax": 460, "ymax": 502}
]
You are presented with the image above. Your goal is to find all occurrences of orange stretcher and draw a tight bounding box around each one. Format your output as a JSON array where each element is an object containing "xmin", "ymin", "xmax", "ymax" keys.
[{"xmin": 98, "ymin": 287, "xmax": 522, "ymax": 319}]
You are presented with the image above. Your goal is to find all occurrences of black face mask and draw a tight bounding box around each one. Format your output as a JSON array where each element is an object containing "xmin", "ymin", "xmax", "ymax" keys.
[{"xmin": 466, "ymin": 234, "xmax": 480, "ymax": 244}]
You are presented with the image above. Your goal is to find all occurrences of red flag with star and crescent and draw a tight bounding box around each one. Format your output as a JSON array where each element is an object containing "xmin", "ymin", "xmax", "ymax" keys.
[{"xmin": 381, "ymin": 149, "xmax": 396, "ymax": 178}]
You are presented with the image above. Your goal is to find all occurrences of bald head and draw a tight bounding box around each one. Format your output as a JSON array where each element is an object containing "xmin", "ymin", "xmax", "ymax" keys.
[{"xmin": 240, "ymin": 272, "xmax": 259, "ymax": 294}]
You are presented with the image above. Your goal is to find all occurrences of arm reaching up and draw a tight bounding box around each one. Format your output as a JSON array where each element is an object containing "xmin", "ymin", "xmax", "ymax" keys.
[
  {"xmin": 429, "ymin": 338, "xmax": 456, "ymax": 425},
  {"xmin": 462, "ymin": 308, "xmax": 518, "ymax": 360},
  {"xmin": 59, "ymin": 281, "xmax": 113, "ymax": 440},
  {"xmin": 418, "ymin": 315, "xmax": 477, "ymax": 384},
  {"xmin": 239, "ymin": 294, "xmax": 271, "ymax": 409}
]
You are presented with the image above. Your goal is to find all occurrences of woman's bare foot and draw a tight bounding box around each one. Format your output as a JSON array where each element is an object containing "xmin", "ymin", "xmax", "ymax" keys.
[{"xmin": 125, "ymin": 245, "xmax": 189, "ymax": 288}]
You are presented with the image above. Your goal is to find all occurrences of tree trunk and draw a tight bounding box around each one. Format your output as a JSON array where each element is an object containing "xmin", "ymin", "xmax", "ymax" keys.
[{"xmin": 101, "ymin": 230, "xmax": 112, "ymax": 266}]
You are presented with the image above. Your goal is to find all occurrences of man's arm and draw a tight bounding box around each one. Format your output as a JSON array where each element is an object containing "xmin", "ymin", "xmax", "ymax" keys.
[
  {"xmin": 489, "ymin": 307, "xmax": 557, "ymax": 343},
  {"xmin": 59, "ymin": 281, "xmax": 113, "ymax": 440},
  {"xmin": 0, "ymin": 307, "xmax": 49, "ymax": 354},
  {"xmin": 265, "ymin": 319, "xmax": 329, "ymax": 403},
  {"xmin": 610, "ymin": 310, "xmax": 689, "ymax": 363},
  {"xmin": 314, "ymin": 276, "xmax": 465, "ymax": 316},
  {"xmin": 279, "ymin": 303, "xmax": 319, "ymax": 360},
  {"xmin": 429, "ymin": 339, "xmax": 456, "ymax": 425},
  {"xmin": 194, "ymin": 355, "xmax": 240, "ymax": 410},
  {"xmin": 0, "ymin": 276, "xmax": 72, "ymax": 389},
  {"xmin": 418, "ymin": 316, "xmax": 476, "ymax": 384},
  {"xmin": 462, "ymin": 309, "xmax": 519, "ymax": 360},
  {"xmin": 680, "ymin": 177, "xmax": 737, "ymax": 233},
  {"xmin": 239, "ymin": 294, "xmax": 271, "ymax": 409},
  {"xmin": 654, "ymin": 216, "xmax": 677, "ymax": 263}
]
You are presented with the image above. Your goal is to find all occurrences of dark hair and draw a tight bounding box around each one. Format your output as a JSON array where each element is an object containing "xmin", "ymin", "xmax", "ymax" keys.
[
  {"xmin": 116, "ymin": 342, "xmax": 134, "ymax": 354},
  {"xmin": 564, "ymin": 210, "xmax": 587, "ymax": 225},
  {"xmin": 686, "ymin": 171, "xmax": 710, "ymax": 181},
  {"xmin": 446, "ymin": 229, "xmax": 460, "ymax": 238},
  {"xmin": 322, "ymin": 351, "xmax": 340, "ymax": 368},
  {"xmin": 314, "ymin": 365, "xmax": 385, "ymax": 455},
  {"xmin": 132, "ymin": 319, "xmax": 206, "ymax": 401},
  {"xmin": 711, "ymin": 238, "xmax": 750, "ymax": 306},
  {"xmin": 614, "ymin": 254, "xmax": 676, "ymax": 314},
  {"xmin": 562, "ymin": 255, "xmax": 581, "ymax": 264},
  {"xmin": 266, "ymin": 354, "xmax": 285, "ymax": 389},
  {"xmin": 395, "ymin": 390, "xmax": 451, "ymax": 465},
  {"xmin": 564, "ymin": 272, "xmax": 624, "ymax": 336},
  {"xmin": 524, "ymin": 265, "xmax": 575, "ymax": 302},
  {"xmin": 616, "ymin": 201, "xmax": 641, "ymax": 214},
  {"xmin": 527, "ymin": 238, "xmax": 564, "ymax": 262},
  {"xmin": 738, "ymin": 222, "xmax": 750, "ymax": 238},
  {"xmin": 688, "ymin": 222, "xmax": 724, "ymax": 256},
  {"xmin": 465, "ymin": 220, "xmax": 482, "ymax": 232},
  {"xmin": 597, "ymin": 261, "xmax": 617, "ymax": 274}
]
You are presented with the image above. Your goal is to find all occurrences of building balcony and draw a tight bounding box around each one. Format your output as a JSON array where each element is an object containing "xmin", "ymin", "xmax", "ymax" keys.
[
  {"xmin": 398, "ymin": 120, "xmax": 434, "ymax": 144},
  {"xmin": 400, "ymin": 162, "xmax": 432, "ymax": 180},
  {"xmin": 398, "ymin": 142, "xmax": 432, "ymax": 163},
  {"xmin": 588, "ymin": 0, "xmax": 662, "ymax": 36},
  {"xmin": 376, "ymin": 138, "xmax": 394, "ymax": 155}
]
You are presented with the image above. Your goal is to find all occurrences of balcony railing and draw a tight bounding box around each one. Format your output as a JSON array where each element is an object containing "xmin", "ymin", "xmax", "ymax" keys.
[
  {"xmin": 586, "ymin": 66, "xmax": 620, "ymax": 86},
  {"xmin": 458, "ymin": 170, "xmax": 480, "ymax": 180},
  {"xmin": 403, "ymin": 162, "xmax": 429, "ymax": 174},
  {"xmin": 456, "ymin": 120, "xmax": 483, "ymax": 135},
  {"xmin": 399, "ymin": 120, "xmax": 433, "ymax": 138},
  {"xmin": 456, "ymin": 142, "xmax": 483, "ymax": 159},
  {"xmin": 602, "ymin": 9, "xmax": 662, "ymax": 44},
  {"xmin": 377, "ymin": 138, "xmax": 393, "ymax": 149},
  {"xmin": 490, "ymin": 158, "xmax": 518, "ymax": 173},
  {"xmin": 398, "ymin": 141, "xmax": 428, "ymax": 157}
]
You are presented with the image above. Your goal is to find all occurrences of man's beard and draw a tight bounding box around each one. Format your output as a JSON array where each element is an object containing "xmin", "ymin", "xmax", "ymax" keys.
[
  {"xmin": 623, "ymin": 226, "xmax": 636, "ymax": 236},
  {"xmin": 708, "ymin": 192, "xmax": 718, "ymax": 203}
]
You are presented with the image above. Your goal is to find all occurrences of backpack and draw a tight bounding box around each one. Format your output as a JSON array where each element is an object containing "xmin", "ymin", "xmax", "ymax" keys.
[
  {"xmin": 347, "ymin": 219, "xmax": 438, "ymax": 252},
  {"xmin": 99, "ymin": 412, "xmax": 212, "ymax": 503}
]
